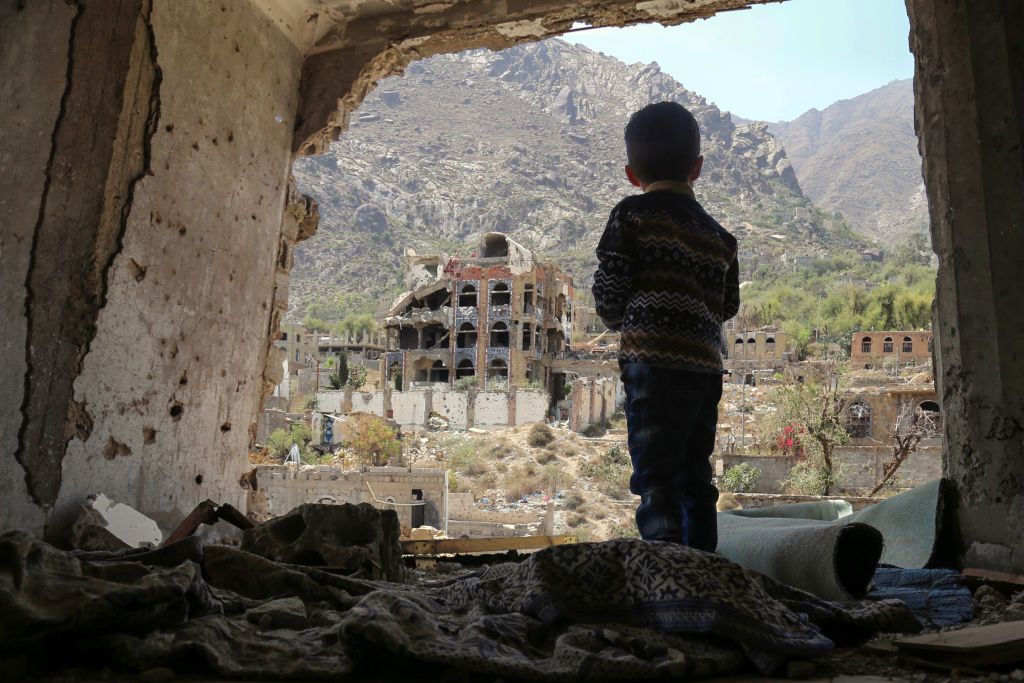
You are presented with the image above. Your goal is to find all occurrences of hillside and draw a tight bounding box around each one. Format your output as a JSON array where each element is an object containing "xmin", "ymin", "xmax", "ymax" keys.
[
  {"xmin": 291, "ymin": 39, "xmax": 855, "ymax": 315},
  {"xmin": 768, "ymin": 79, "xmax": 929, "ymax": 244}
]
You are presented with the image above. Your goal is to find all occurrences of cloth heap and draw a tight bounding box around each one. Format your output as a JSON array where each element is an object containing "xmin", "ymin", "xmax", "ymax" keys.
[{"xmin": 0, "ymin": 532, "xmax": 918, "ymax": 681}]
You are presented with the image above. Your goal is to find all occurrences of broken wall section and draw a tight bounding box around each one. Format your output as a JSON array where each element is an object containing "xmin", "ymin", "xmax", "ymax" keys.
[{"xmin": 1, "ymin": 0, "xmax": 304, "ymax": 537}]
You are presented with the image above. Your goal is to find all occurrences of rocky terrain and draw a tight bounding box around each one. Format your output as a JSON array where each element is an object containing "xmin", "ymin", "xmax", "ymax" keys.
[
  {"xmin": 768, "ymin": 79, "xmax": 929, "ymax": 245},
  {"xmin": 291, "ymin": 39, "xmax": 852, "ymax": 314}
]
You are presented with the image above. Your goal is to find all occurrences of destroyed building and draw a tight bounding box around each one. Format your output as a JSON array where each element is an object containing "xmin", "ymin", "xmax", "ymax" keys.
[
  {"xmin": 851, "ymin": 330, "xmax": 934, "ymax": 370},
  {"xmin": 382, "ymin": 233, "xmax": 574, "ymax": 395}
]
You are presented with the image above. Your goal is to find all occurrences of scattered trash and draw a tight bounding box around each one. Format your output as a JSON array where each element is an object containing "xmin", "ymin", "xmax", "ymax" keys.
[{"xmin": 71, "ymin": 493, "xmax": 162, "ymax": 550}]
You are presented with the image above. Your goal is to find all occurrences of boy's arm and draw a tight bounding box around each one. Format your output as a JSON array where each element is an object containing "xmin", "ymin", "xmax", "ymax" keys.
[
  {"xmin": 592, "ymin": 204, "xmax": 633, "ymax": 331},
  {"xmin": 724, "ymin": 251, "xmax": 740, "ymax": 321}
]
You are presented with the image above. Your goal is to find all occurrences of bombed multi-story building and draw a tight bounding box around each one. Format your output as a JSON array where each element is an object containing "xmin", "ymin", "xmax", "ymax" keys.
[{"xmin": 382, "ymin": 233, "xmax": 573, "ymax": 395}]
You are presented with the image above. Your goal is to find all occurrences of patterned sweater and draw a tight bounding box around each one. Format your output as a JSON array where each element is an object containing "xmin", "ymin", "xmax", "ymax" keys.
[{"xmin": 593, "ymin": 181, "xmax": 740, "ymax": 373}]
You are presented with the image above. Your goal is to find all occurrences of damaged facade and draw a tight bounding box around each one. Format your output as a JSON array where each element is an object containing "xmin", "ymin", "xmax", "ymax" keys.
[
  {"xmin": 382, "ymin": 232, "xmax": 573, "ymax": 396},
  {"xmin": 851, "ymin": 330, "xmax": 933, "ymax": 370}
]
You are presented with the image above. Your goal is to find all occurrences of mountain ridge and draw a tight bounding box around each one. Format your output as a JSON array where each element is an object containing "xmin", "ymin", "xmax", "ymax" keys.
[{"xmin": 290, "ymin": 39, "xmax": 859, "ymax": 315}]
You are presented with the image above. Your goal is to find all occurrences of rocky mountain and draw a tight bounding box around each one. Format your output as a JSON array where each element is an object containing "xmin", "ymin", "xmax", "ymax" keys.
[
  {"xmin": 291, "ymin": 39, "xmax": 853, "ymax": 314},
  {"xmin": 768, "ymin": 79, "xmax": 929, "ymax": 244}
]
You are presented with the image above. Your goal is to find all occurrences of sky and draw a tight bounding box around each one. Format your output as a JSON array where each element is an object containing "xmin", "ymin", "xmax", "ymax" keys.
[{"xmin": 568, "ymin": 0, "xmax": 914, "ymax": 122}]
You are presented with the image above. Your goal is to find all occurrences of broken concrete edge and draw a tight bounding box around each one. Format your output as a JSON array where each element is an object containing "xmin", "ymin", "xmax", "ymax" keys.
[{"xmin": 291, "ymin": 1, "xmax": 757, "ymax": 155}]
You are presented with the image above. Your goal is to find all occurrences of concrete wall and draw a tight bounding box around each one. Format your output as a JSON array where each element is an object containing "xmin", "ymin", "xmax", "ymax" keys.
[
  {"xmin": 252, "ymin": 464, "xmax": 446, "ymax": 529},
  {"xmin": 473, "ymin": 391, "xmax": 510, "ymax": 428},
  {"xmin": 1, "ymin": 0, "xmax": 303, "ymax": 536},
  {"xmin": 719, "ymin": 447, "xmax": 944, "ymax": 495},
  {"xmin": 908, "ymin": 0, "xmax": 1024, "ymax": 571},
  {"xmin": 391, "ymin": 391, "xmax": 426, "ymax": 427},
  {"xmin": 317, "ymin": 387, "xmax": 545, "ymax": 431},
  {"xmin": 515, "ymin": 390, "xmax": 548, "ymax": 426},
  {"xmin": 433, "ymin": 391, "xmax": 469, "ymax": 430},
  {"xmin": 569, "ymin": 378, "xmax": 617, "ymax": 432}
]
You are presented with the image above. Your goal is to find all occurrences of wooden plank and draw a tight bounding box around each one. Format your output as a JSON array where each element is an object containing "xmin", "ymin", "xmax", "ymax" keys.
[
  {"xmin": 895, "ymin": 621, "xmax": 1024, "ymax": 667},
  {"xmin": 962, "ymin": 568, "xmax": 1024, "ymax": 594},
  {"xmin": 402, "ymin": 534, "xmax": 578, "ymax": 556}
]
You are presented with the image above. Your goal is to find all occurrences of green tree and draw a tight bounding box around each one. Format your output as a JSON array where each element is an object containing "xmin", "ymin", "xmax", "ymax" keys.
[
  {"xmin": 346, "ymin": 363, "xmax": 368, "ymax": 389},
  {"xmin": 350, "ymin": 417, "xmax": 402, "ymax": 466},
  {"xmin": 266, "ymin": 423, "xmax": 314, "ymax": 461},
  {"xmin": 720, "ymin": 463, "xmax": 761, "ymax": 493},
  {"xmin": 771, "ymin": 364, "xmax": 850, "ymax": 495}
]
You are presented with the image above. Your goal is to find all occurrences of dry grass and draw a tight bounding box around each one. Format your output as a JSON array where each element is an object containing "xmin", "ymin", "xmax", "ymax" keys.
[
  {"xmin": 535, "ymin": 449, "xmax": 558, "ymax": 465},
  {"xmin": 567, "ymin": 513, "xmax": 588, "ymax": 528},
  {"xmin": 527, "ymin": 422, "xmax": 555, "ymax": 447}
]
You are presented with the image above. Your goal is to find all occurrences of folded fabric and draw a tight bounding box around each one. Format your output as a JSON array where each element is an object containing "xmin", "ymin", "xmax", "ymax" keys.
[{"xmin": 718, "ymin": 479, "xmax": 948, "ymax": 602}]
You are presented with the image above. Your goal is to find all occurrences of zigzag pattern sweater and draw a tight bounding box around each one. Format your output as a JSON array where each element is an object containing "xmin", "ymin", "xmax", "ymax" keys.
[{"xmin": 593, "ymin": 182, "xmax": 740, "ymax": 373}]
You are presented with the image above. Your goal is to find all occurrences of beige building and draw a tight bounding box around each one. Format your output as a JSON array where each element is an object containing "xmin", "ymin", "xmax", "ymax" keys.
[
  {"xmin": 382, "ymin": 233, "xmax": 574, "ymax": 396},
  {"xmin": 850, "ymin": 331, "xmax": 933, "ymax": 369},
  {"xmin": 275, "ymin": 322, "xmax": 319, "ymax": 369}
]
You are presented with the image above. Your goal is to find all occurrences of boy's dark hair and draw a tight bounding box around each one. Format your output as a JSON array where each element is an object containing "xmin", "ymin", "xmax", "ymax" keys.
[{"xmin": 624, "ymin": 101, "xmax": 701, "ymax": 183}]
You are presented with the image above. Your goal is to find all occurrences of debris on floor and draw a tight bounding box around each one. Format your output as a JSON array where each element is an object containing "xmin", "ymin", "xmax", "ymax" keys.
[
  {"xmin": 894, "ymin": 620, "xmax": 1024, "ymax": 669},
  {"xmin": 70, "ymin": 493, "xmax": 163, "ymax": 551},
  {"xmin": 0, "ymin": 515, "xmax": 919, "ymax": 682}
]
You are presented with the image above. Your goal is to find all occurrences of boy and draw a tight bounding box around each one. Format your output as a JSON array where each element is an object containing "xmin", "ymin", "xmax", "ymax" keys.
[{"xmin": 593, "ymin": 101, "xmax": 740, "ymax": 552}]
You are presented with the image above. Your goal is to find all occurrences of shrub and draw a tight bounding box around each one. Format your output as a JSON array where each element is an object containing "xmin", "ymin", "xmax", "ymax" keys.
[
  {"xmin": 267, "ymin": 423, "xmax": 314, "ymax": 461},
  {"xmin": 464, "ymin": 456, "xmax": 489, "ymax": 477},
  {"xmin": 719, "ymin": 463, "xmax": 762, "ymax": 493},
  {"xmin": 563, "ymin": 493, "xmax": 585, "ymax": 510},
  {"xmin": 579, "ymin": 447, "xmax": 631, "ymax": 498},
  {"xmin": 495, "ymin": 461, "xmax": 509, "ymax": 474},
  {"xmin": 541, "ymin": 462, "xmax": 565, "ymax": 493},
  {"xmin": 567, "ymin": 513, "xmax": 588, "ymax": 528},
  {"xmin": 527, "ymin": 422, "xmax": 555, "ymax": 447},
  {"xmin": 505, "ymin": 473, "xmax": 542, "ymax": 500},
  {"xmin": 582, "ymin": 420, "xmax": 609, "ymax": 437},
  {"xmin": 535, "ymin": 449, "xmax": 558, "ymax": 465},
  {"xmin": 350, "ymin": 417, "xmax": 402, "ymax": 466},
  {"xmin": 345, "ymin": 364, "xmax": 368, "ymax": 390},
  {"xmin": 608, "ymin": 521, "xmax": 641, "ymax": 539},
  {"xmin": 486, "ymin": 440, "xmax": 515, "ymax": 460},
  {"xmin": 454, "ymin": 376, "xmax": 477, "ymax": 391}
]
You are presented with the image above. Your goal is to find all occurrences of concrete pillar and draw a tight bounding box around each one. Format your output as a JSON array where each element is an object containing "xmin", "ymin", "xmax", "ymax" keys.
[
  {"xmin": 907, "ymin": 0, "xmax": 1024, "ymax": 570},
  {"xmin": 0, "ymin": 0, "xmax": 302, "ymax": 536}
]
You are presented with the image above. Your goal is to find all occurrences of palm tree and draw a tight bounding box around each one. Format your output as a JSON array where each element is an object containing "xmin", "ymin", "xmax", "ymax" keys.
[
  {"xmin": 354, "ymin": 315, "xmax": 375, "ymax": 343},
  {"xmin": 335, "ymin": 318, "xmax": 356, "ymax": 343}
]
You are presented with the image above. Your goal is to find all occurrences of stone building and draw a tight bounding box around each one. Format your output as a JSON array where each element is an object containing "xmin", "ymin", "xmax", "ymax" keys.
[
  {"xmin": 850, "ymin": 331, "xmax": 933, "ymax": 370},
  {"xmin": 722, "ymin": 323, "xmax": 795, "ymax": 384},
  {"xmin": 382, "ymin": 233, "xmax": 574, "ymax": 395},
  {"xmin": 251, "ymin": 464, "xmax": 447, "ymax": 531},
  {"xmin": 275, "ymin": 323, "xmax": 318, "ymax": 368}
]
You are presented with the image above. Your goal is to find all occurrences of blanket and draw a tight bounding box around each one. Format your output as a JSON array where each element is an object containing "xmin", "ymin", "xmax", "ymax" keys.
[
  {"xmin": 0, "ymin": 531, "xmax": 919, "ymax": 681},
  {"xmin": 717, "ymin": 479, "xmax": 949, "ymax": 602}
]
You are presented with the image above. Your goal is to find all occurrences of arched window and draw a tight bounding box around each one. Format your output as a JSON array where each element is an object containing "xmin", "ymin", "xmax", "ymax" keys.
[
  {"xmin": 846, "ymin": 401, "xmax": 872, "ymax": 438},
  {"xmin": 903, "ymin": 336, "xmax": 913, "ymax": 353},
  {"xmin": 491, "ymin": 282, "xmax": 511, "ymax": 306},
  {"xmin": 458, "ymin": 284, "xmax": 477, "ymax": 307},
  {"xmin": 389, "ymin": 362, "xmax": 402, "ymax": 391},
  {"xmin": 429, "ymin": 360, "xmax": 449, "ymax": 383},
  {"xmin": 523, "ymin": 283, "xmax": 534, "ymax": 313},
  {"xmin": 487, "ymin": 358, "xmax": 508, "ymax": 380},
  {"xmin": 456, "ymin": 322, "xmax": 477, "ymax": 349},
  {"xmin": 883, "ymin": 336, "xmax": 893, "ymax": 353},
  {"xmin": 455, "ymin": 358, "xmax": 475, "ymax": 380},
  {"xmin": 861, "ymin": 337, "xmax": 873, "ymax": 354},
  {"xmin": 765, "ymin": 337, "xmax": 776, "ymax": 356},
  {"xmin": 490, "ymin": 321, "xmax": 509, "ymax": 348},
  {"xmin": 734, "ymin": 337, "xmax": 745, "ymax": 358},
  {"xmin": 916, "ymin": 400, "xmax": 942, "ymax": 435}
]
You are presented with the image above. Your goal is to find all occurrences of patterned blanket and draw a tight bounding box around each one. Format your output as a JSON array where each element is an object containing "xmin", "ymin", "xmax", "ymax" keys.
[{"xmin": 0, "ymin": 531, "xmax": 918, "ymax": 680}]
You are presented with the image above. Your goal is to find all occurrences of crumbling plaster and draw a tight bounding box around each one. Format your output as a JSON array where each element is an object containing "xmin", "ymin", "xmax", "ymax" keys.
[{"xmin": 907, "ymin": 0, "xmax": 1024, "ymax": 571}]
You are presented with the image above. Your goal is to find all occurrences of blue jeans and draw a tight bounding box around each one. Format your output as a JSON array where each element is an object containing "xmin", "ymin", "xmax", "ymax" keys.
[{"xmin": 621, "ymin": 362, "xmax": 722, "ymax": 552}]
